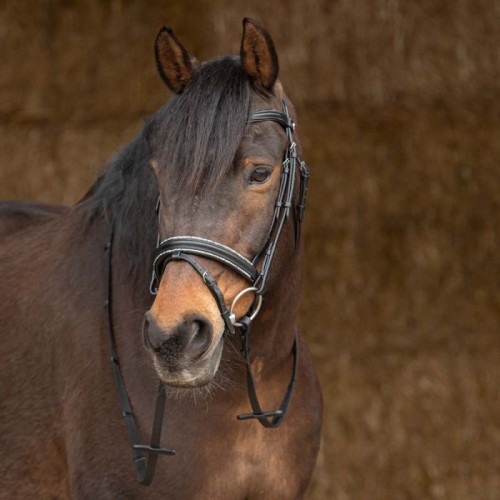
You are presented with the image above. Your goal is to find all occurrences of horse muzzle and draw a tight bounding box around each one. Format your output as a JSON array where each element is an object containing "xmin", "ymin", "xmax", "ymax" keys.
[{"xmin": 142, "ymin": 311, "xmax": 224, "ymax": 387}]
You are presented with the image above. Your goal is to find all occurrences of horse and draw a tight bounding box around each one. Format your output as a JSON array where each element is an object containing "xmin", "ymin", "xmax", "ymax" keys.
[{"xmin": 0, "ymin": 19, "xmax": 322, "ymax": 499}]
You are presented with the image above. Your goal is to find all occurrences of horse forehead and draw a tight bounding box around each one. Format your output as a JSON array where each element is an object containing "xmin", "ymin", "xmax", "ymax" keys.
[{"xmin": 238, "ymin": 121, "xmax": 286, "ymax": 159}]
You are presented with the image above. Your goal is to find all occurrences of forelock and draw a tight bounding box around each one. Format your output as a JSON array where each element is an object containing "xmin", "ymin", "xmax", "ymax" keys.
[{"xmin": 148, "ymin": 56, "xmax": 252, "ymax": 195}]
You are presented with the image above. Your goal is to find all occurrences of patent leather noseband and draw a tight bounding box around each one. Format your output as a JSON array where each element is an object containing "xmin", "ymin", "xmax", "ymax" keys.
[
  {"xmin": 150, "ymin": 236, "xmax": 258, "ymax": 335},
  {"xmin": 152, "ymin": 236, "xmax": 258, "ymax": 282}
]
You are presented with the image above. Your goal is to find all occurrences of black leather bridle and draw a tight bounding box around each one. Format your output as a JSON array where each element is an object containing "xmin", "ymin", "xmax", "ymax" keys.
[
  {"xmin": 150, "ymin": 100, "xmax": 309, "ymax": 335},
  {"xmin": 150, "ymin": 99, "xmax": 309, "ymax": 423},
  {"xmin": 104, "ymin": 99, "xmax": 309, "ymax": 485}
]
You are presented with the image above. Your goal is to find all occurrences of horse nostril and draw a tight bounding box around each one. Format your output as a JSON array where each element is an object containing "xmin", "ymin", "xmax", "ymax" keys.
[
  {"xmin": 187, "ymin": 318, "xmax": 213, "ymax": 359},
  {"xmin": 143, "ymin": 311, "xmax": 165, "ymax": 350},
  {"xmin": 144, "ymin": 313, "xmax": 214, "ymax": 361}
]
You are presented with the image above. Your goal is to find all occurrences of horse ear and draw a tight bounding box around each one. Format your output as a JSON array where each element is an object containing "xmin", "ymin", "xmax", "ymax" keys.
[
  {"xmin": 154, "ymin": 25, "xmax": 195, "ymax": 94},
  {"xmin": 240, "ymin": 18, "xmax": 279, "ymax": 93}
]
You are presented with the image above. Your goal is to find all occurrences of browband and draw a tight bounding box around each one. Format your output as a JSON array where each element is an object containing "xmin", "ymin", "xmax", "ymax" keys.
[{"xmin": 249, "ymin": 110, "xmax": 294, "ymax": 130}]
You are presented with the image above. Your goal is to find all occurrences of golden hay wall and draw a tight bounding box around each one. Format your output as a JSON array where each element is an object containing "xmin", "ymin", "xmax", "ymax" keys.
[{"xmin": 1, "ymin": 1, "xmax": 499, "ymax": 498}]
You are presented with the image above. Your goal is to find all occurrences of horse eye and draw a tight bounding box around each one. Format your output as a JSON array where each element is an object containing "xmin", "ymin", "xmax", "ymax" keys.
[{"xmin": 249, "ymin": 167, "xmax": 271, "ymax": 184}]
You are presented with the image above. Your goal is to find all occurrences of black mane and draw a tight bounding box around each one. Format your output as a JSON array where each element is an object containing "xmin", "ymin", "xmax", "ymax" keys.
[
  {"xmin": 147, "ymin": 56, "xmax": 251, "ymax": 195},
  {"xmin": 78, "ymin": 56, "xmax": 252, "ymax": 274}
]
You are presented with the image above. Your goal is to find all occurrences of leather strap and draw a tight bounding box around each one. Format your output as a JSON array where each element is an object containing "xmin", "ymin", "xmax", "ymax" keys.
[
  {"xmin": 151, "ymin": 236, "xmax": 257, "ymax": 295},
  {"xmin": 294, "ymin": 161, "xmax": 310, "ymax": 249},
  {"xmin": 236, "ymin": 318, "xmax": 299, "ymax": 428},
  {"xmin": 163, "ymin": 251, "xmax": 236, "ymax": 335},
  {"xmin": 249, "ymin": 110, "xmax": 293, "ymax": 130},
  {"xmin": 104, "ymin": 225, "xmax": 175, "ymax": 486}
]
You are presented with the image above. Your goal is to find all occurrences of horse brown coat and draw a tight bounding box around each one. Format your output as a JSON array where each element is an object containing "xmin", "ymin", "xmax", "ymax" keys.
[{"xmin": 0, "ymin": 19, "xmax": 322, "ymax": 499}]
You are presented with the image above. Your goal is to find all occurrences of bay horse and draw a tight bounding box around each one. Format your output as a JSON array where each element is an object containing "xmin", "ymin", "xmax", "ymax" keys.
[{"xmin": 0, "ymin": 19, "xmax": 322, "ymax": 499}]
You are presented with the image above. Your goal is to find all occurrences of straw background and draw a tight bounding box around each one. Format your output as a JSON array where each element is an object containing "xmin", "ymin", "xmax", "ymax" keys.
[{"xmin": 1, "ymin": 1, "xmax": 499, "ymax": 498}]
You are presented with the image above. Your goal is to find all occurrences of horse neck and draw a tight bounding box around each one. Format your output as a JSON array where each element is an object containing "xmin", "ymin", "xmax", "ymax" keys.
[
  {"xmin": 80, "ymin": 133, "xmax": 158, "ymax": 275},
  {"xmin": 75, "ymin": 133, "xmax": 159, "ymax": 340}
]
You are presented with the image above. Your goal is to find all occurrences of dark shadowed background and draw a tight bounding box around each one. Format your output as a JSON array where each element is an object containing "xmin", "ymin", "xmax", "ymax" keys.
[{"xmin": 1, "ymin": 1, "xmax": 499, "ymax": 498}]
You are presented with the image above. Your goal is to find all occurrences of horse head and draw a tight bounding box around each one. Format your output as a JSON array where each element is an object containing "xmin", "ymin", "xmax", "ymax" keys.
[{"xmin": 142, "ymin": 19, "xmax": 306, "ymax": 388}]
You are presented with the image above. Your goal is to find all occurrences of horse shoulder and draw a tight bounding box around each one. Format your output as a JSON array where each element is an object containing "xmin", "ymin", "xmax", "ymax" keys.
[
  {"xmin": 267, "ymin": 334, "xmax": 322, "ymax": 498},
  {"xmin": 221, "ymin": 333, "xmax": 322, "ymax": 499}
]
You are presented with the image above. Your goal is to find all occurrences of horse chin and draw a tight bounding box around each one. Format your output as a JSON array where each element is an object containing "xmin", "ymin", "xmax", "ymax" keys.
[{"xmin": 153, "ymin": 340, "xmax": 224, "ymax": 388}]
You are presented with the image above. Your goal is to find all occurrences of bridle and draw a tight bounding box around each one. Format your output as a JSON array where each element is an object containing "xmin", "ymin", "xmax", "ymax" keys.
[
  {"xmin": 150, "ymin": 99, "xmax": 309, "ymax": 337},
  {"xmin": 103, "ymin": 99, "xmax": 309, "ymax": 485},
  {"xmin": 150, "ymin": 99, "xmax": 309, "ymax": 421}
]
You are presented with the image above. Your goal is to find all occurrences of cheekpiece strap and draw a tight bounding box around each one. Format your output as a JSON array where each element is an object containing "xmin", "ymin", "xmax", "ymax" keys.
[{"xmin": 164, "ymin": 252, "xmax": 236, "ymax": 335}]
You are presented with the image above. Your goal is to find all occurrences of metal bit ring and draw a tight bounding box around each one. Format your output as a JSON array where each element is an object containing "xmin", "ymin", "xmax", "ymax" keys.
[{"xmin": 229, "ymin": 287, "xmax": 263, "ymax": 328}]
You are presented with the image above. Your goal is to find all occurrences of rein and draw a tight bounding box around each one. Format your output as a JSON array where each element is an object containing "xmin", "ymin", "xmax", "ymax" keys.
[
  {"xmin": 104, "ymin": 225, "xmax": 175, "ymax": 486},
  {"xmin": 104, "ymin": 100, "xmax": 309, "ymax": 484}
]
